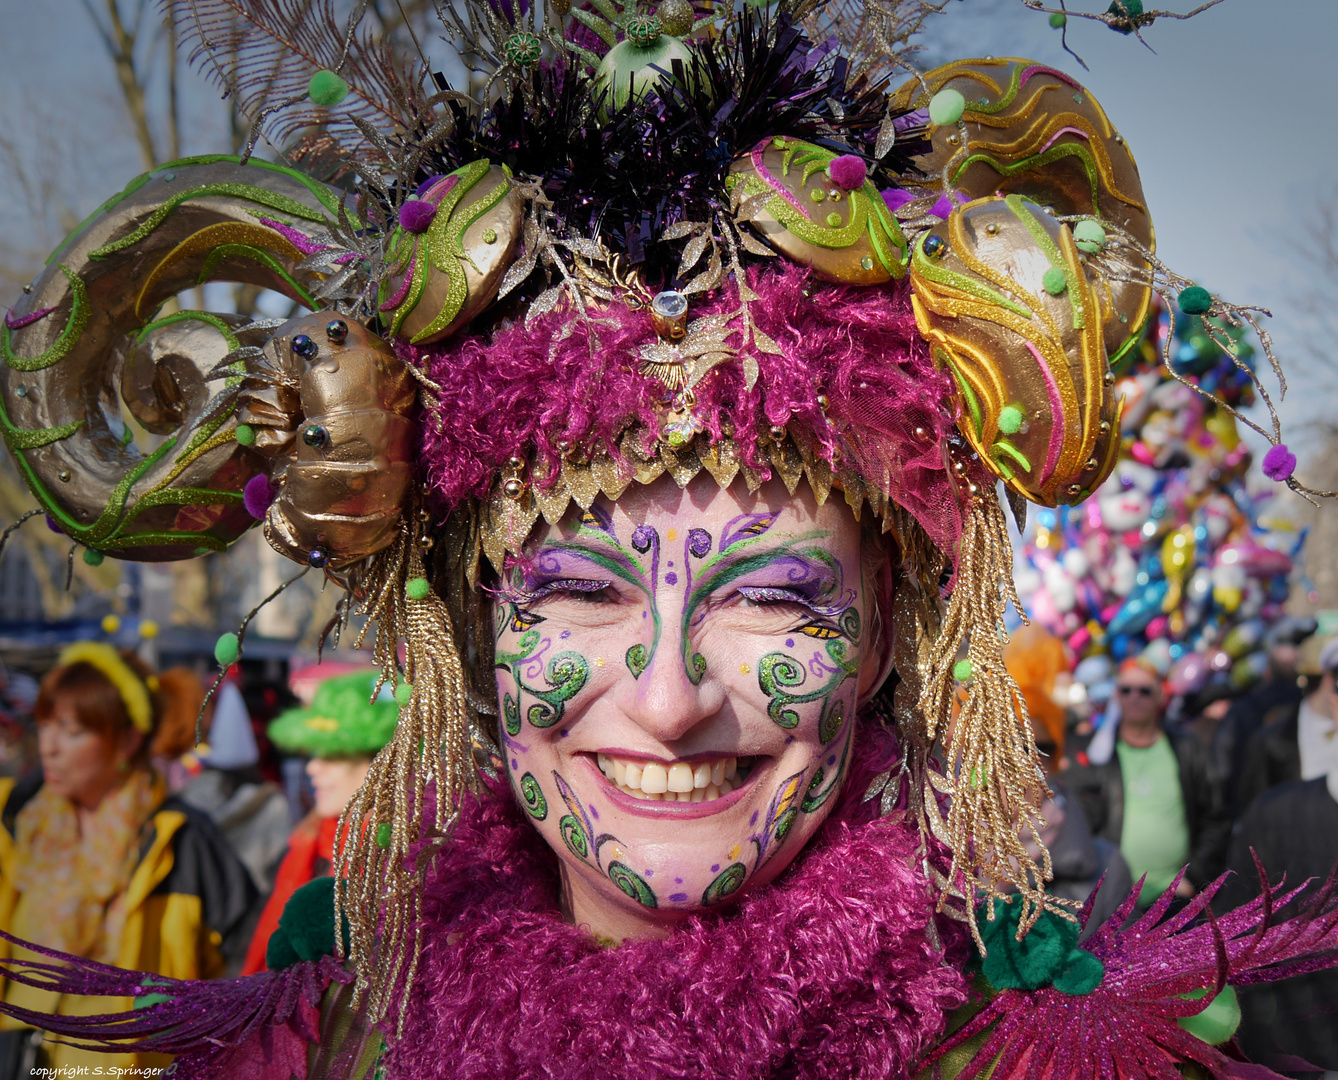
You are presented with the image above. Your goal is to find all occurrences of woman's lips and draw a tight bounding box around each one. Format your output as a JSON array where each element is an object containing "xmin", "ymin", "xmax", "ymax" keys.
[{"xmin": 579, "ymin": 753, "xmax": 762, "ymax": 819}]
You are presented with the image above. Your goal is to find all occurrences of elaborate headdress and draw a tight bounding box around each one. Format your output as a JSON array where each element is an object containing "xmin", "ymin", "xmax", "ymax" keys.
[{"xmin": 0, "ymin": 0, "xmax": 1316, "ymax": 1023}]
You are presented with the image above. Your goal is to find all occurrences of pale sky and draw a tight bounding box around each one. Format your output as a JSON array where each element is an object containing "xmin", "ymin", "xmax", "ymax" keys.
[{"xmin": 2, "ymin": 0, "xmax": 1334, "ymax": 443}]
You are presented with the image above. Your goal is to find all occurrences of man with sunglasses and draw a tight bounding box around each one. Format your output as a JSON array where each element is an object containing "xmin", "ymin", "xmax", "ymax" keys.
[{"xmin": 1063, "ymin": 658, "xmax": 1229, "ymax": 907}]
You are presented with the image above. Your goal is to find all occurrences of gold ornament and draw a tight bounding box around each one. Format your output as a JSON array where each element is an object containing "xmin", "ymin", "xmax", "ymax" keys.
[
  {"xmin": 379, "ymin": 162, "xmax": 525, "ymax": 345},
  {"xmin": 236, "ymin": 312, "xmax": 417, "ymax": 571},
  {"xmin": 909, "ymin": 196, "xmax": 1121, "ymax": 507},
  {"xmin": 890, "ymin": 57, "xmax": 1154, "ymax": 365},
  {"xmin": 727, "ymin": 137, "xmax": 908, "ymax": 285}
]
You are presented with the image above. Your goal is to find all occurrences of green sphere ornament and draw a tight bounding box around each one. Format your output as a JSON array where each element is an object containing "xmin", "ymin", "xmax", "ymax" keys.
[
  {"xmin": 503, "ymin": 31, "xmax": 543, "ymax": 67},
  {"xmin": 234, "ymin": 423, "xmax": 256, "ymax": 446},
  {"xmin": 375, "ymin": 823, "xmax": 393, "ymax": 849},
  {"xmin": 1042, "ymin": 267, "xmax": 1068, "ymax": 295},
  {"xmin": 953, "ymin": 659, "xmax": 973, "ymax": 681},
  {"xmin": 394, "ymin": 683, "xmax": 413, "ymax": 707},
  {"xmin": 593, "ymin": 23, "xmax": 695, "ymax": 113},
  {"xmin": 656, "ymin": 0, "xmax": 694, "ymax": 37},
  {"xmin": 928, "ymin": 87, "xmax": 966, "ymax": 127},
  {"xmin": 82, "ymin": 547, "xmax": 105, "ymax": 566},
  {"xmin": 214, "ymin": 632, "xmax": 240, "ymax": 668},
  {"xmin": 1106, "ymin": 0, "xmax": 1143, "ymax": 33},
  {"xmin": 1176, "ymin": 986, "xmax": 1241, "ymax": 1046},
  {"xmin": 406, "ymin": 576, "xmax": 431, "ymax": 601},
  {"xmin": 308, "ymin": 69, "xmax": 350, "ymax": 106},
  {"xmin": 1073, "ymin": 219, "xmax": 1107, "ymax": 253},
  {"xmin": 1178, "ymin": 285, "xmax": 1212, "ymax": 315},
  {"xmin": 1049, "ymin": 12, "xmax": 1067, "ymax": 27}
]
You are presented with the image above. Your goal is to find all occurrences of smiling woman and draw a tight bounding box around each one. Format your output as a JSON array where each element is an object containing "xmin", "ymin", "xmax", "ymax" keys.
[{"xmin": 491, "ymin": 477, "xmax": 884, "ymax": 940}]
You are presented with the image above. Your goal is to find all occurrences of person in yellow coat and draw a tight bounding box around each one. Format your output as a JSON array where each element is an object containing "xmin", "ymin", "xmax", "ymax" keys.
[{"xmin": 0, "ymin": 642, "xmax": 255, "ymax": 1075}]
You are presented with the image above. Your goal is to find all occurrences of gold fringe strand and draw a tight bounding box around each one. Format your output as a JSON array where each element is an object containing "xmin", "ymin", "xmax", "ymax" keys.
[
  {"xmin": 332, "ymin": 520, "xmax": 482, "ymax": 1032},
  {"xmin": 916, "ymin": 494, "xmax": 1071, "ymax": 949}
]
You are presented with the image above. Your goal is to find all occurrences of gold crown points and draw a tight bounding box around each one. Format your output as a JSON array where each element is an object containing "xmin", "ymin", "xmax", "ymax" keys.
[{"xmin": 474, "ymin": 425, "xmax": 913, "ymax": 580}]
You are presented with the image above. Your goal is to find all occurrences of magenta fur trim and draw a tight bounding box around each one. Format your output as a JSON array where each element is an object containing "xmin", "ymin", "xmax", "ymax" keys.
[
  {"xmin": 384, "ymin": 722, "xmax": 969, "ymax": 1080},
  {"xmin": 406, "ymin": 264, "xmax": 967, "ymax": 552}
]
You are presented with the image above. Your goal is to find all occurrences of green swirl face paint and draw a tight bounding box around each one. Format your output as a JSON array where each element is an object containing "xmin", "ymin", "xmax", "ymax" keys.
[{"xmin": 489, "ymin": 475, "xmax": 876, "ymax": 942}]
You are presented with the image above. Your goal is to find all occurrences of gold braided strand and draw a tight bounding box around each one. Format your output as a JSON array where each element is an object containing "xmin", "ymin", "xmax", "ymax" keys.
[
  {"xmin": 916, "ymin": 494, "xmax": 1071, "ymax": 950},
  {"xmin": 333, "ymin": 521, "xmax": 482, "ymax": 1032}
]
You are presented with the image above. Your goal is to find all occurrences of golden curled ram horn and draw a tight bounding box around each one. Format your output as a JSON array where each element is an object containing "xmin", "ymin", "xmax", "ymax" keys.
[
  {"xmin": 909, "ymin": 196, "xmax": 1122, "ymax": 508},
  {"xmin": 891, "ymin": 57, "xmax": 1154, "ymax": 367},
  {"xmin": 235, "ymin": 312, "xmax": 416, "ymax": 572},
  {"xmin": 0, "ymin": 157, "xmax": 349, "ymax": 561}
]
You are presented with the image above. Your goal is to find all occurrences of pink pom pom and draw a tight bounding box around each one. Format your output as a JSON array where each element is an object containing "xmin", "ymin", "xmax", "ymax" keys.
[
  {"xmin": 399, "ymin": 199, "xmax": 437, "ymax": 234},
  {"xmin": 1262, "ymin": 443, "xmax": 1296, "ymax": 482},
  {"xmin": 827, "ymin": 155, "xmax": 867, "ymax": 192},
  {"xmin": 243, "ymin": 474, "xmax": 276, "ymax": 520}
]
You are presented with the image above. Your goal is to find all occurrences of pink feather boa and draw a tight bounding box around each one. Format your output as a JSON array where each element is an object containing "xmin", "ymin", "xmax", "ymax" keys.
[{"xmin": 385, "ymin": 723, "xmax": 970, "ymax": 1080}]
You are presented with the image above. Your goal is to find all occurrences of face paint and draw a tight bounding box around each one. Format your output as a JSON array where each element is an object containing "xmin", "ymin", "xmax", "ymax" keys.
[{"xmin": 492, "ymin": 474, "xmax": 880, "ymax": 941}]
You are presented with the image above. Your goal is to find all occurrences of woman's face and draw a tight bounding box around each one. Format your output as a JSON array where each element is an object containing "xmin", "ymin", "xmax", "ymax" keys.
[
  {"xmin": 492, "ymin": 476, "xmax": 887, "ymax": 939},
  {"xmin": 37, "ymin": 702, "xmax": 132, "ymax": 809},
  {"xmin": 307, "ymin": 756, "xmax": 373, "ymax": 818}
]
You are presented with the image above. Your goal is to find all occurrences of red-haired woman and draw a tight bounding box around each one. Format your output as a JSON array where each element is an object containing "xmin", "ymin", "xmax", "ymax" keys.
[{"xmin": 0, "ymin": 643, "xmax": 255, "ymax": 1074}]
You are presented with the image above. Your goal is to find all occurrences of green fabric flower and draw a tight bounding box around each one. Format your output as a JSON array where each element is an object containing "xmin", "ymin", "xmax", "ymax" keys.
[{"xmin": 977, "ymin": 898, "xmax": 1105, "ymax": 996}]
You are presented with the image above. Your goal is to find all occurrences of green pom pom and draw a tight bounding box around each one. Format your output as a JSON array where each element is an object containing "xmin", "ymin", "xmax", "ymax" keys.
[
  {"xmin": 82, "ymin": 547, "xmax": 105, "ymax": 566},
  {"xmin": 406, "ymin": 576, "xmax": 431, "ymax": 601},
  {"xmin": 1042, "ymin": 267, "xmax": 1068, "ymax": 296},
  {"xmin": 307, "ymin": 69, "xmax": 350, "ymax": 106},
  {"xmin": 928, "ymin": 87, "xmax": 966, "ymax": 127},
  {"xmin": 1073, "ymin": 219, "xmax": 1106, "ymax": 254},
  {"xmin": 1177, "ymin": 985, "xmax": 1241, "ymax": 1046},
  {"xmin": 214, "ymin": 632, "xmax": 240, "ymax": 668},
  {"xmin": 266, "ymin": 877, "xmax": 350, "ymax": 970},
  {"xmin": 1049, "ymin": 12, "xmax": 1067, "ymax": 27},
  {"xmin": 1053, "ymin": 947, "xmax": 1105, "ymax": 995},
  {"xmin": 952, "ymin": 658, "xmax": 973, "ymax": 681},
  {"xmin": 1178, "ymin": 285, "xmax": 1213, "ymax": 316},
  {"xmin": 375, "ymin": 822, "xmax": 393, "ymax": 849},
  {"xmin": 978, "ymin": 900, "xmax": 1081, "ymax": 992},
  {"xmin": 998, "ymin": 405, "xmax": 1024, "ymax": 435},
  {"xmin": 394, "ymin": 683, "xmax": 413, "ymax": 706},
  {"xmin": 234, "ymin": 423, "xmax": 256, "ymax": 446}
]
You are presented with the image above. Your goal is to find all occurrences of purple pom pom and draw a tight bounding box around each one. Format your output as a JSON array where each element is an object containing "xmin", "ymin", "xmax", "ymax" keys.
[
  {"xmin": 45, "ymin": 514, "xmax": 62, "ymax": 534},
  {"xmin": 828, "ymin": 155, "xmax": 867, "ymax": 192},
  {"xmin": 1262, "ymin": 443, "xmax": 1297, "ymax": 482},
  {"xmin": 882, "ymin": 188, "xmax": 915, "ymax": 213},
  {"xmin": 243, "ymin": 474, "xmax": 276, "ymax": 520},
  {"xmin": 399, "ymin": 199, "xmax": 437, "ymax": 234}
]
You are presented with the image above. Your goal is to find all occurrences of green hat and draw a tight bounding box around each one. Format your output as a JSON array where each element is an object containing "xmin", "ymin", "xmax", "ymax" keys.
[{"xmin": 269, "ymin": 671, "xmax": 399, "ymax": 759}]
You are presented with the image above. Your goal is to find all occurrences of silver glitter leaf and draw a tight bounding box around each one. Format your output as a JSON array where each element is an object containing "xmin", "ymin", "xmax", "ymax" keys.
[{"xmin": 875, "ymin": 112, "xmax": 898, "ymax": 160}]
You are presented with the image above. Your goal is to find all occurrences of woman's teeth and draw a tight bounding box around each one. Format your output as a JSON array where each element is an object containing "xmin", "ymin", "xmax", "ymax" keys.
[{"xmin": 596, "ymin": 754, "xmax": 750, "ymax": 802}]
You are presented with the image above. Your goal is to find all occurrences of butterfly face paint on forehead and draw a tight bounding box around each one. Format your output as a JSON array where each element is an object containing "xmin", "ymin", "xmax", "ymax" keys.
[{"xmin": 489, "ymin": 475, "xmax": 886, "ymax": 943}]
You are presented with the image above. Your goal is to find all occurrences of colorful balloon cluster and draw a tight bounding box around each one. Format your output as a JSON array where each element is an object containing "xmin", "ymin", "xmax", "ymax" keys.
[{"xmin": 1013, "ymin": 301, "xmax": 1307, "ymax": 710}]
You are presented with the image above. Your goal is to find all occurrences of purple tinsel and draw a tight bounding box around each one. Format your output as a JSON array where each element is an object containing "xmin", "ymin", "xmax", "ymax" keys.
[
  {"xmin": 0, "ymin": 937, "xmax": 348, "ymax": 1079},
  {"xmin": 243, "ymin": 474, "xmax": 276, "ymax": 520},
  {"xmin": 1262, "ymin": 443, "xmax": 1297, "ymax": 482}
]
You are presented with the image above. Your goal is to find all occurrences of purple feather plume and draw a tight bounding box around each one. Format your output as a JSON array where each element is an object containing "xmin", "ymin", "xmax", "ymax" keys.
[{"xmin": 0, "ymin": 934, "xmax": 349, "ymax": 1079}]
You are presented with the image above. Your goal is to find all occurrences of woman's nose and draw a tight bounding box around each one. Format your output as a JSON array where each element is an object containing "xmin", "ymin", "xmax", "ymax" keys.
[{"xmin": 619, "ymin": 630, "xmax": 725, "ymax": 744}]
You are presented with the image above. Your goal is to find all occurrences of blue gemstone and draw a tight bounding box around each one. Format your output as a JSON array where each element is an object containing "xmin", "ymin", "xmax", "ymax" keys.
[
  {"xmin": 308, "ymin": 547, "xmax": 329, "ymax": 568},
  {"xmin": 292, "ymin": 334, "xmax": 319, "ymax": 359},
  {"xmin": 302, "ymin": 424, "xmax": 328, "ymax": 448},
  {"xmin": 923, "ymin": 234, "xmax": 947, "ymax": 258},
  {"xmin": 325, "ymin": 319, "xmax": 348, "ymax": 343}
]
